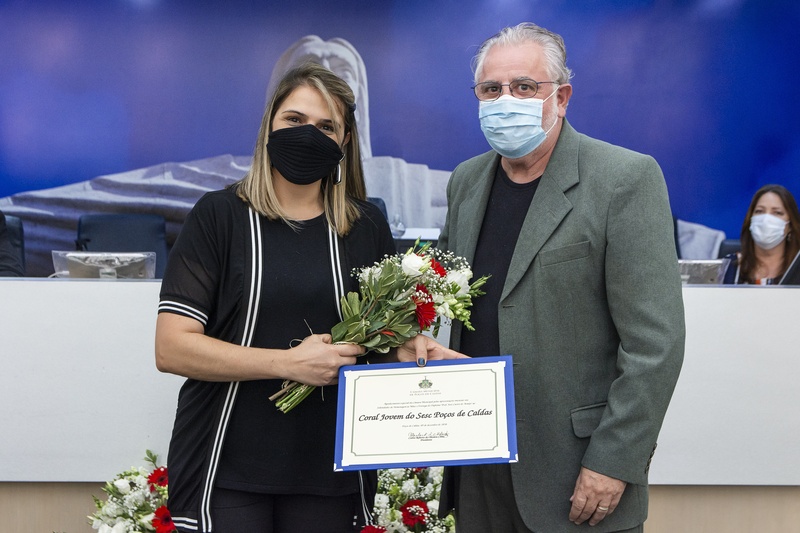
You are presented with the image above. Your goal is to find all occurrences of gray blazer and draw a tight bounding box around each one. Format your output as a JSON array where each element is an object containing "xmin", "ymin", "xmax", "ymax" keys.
[{"xmin": 439, "ymin": 120, "xmax": 685, "ymax": 531}]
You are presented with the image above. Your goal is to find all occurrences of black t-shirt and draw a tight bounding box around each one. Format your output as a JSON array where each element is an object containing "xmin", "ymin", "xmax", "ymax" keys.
[
  {"xmin": 159, "ymin": 187, "xmax": 395, "ymax": 501},
  {"xmin": 460, "ymin": 164, "xmax": 539, "ymax": 358},
  {"xmin": 217, "ymin": 212, "xmax": 359, "ymax": 494}
]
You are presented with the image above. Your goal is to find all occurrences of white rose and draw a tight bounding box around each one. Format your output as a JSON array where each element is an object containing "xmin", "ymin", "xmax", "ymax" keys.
[
  {"xmin": 97, "ymin": 524, "xmax": 112, "ymax": 533},
  {"xmin": 374, "ymin": 493, "xmax": 390, "ymax": 509},
  {"xmin": 446, "ymin": 269, "xmax": 471, "ymax": 295},
  {"xmin": 113, "ymin": 478, "xmax": 131, "ymax": 494},
  {"xmin": 125, "ymin": 490, "xmax": 146, "ymax": 508},
  {"xmin": 387, "ymin": 468, "xmax": 406, "ymax": 480},
  {"xmin": 428, "ymin": 499, "xmax": 440, "ymax": 515},
  {"xmin": 401, "ymin": 478, "xmax": 417, "ymax": 496},
  {"xmin": 401, "ymin": 254, "xmax": 426, "ymax": 277},
  {"xmin": 111, "ymin": 522, "xmax": 128, "ymax": 533}
]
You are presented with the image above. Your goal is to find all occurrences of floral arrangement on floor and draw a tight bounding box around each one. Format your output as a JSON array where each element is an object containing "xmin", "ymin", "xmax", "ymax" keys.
[
  {"xmin": 362, "ymin": 467, "xmax": 455, "ymax": 533},
  {"xmin": 89, "ymin": 450, "xmax": 175, "ymax": 533},
  {"xmin": 271, "ymin": 240, "xmax": 489, "ymax": 413},
  {"xmin": 91, "ymin": 453, "xmax": 452, "ymax": 532}
]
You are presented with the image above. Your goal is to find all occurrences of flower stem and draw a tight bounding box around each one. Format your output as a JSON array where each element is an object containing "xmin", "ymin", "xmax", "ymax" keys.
[{"xmin": 272, "ymin": 382, "xmax": 316, "ymax": 413}]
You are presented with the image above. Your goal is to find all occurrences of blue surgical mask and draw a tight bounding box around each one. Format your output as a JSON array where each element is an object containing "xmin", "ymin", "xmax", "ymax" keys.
[{"xmin": 479, "ymin": 90, "xmax": 559, "ymax": 159}]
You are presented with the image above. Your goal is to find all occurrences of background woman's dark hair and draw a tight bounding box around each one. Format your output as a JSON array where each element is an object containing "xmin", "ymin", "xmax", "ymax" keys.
[{"xmin": 739, "ymin": 184, "xmax": 800, "ymax": 282}]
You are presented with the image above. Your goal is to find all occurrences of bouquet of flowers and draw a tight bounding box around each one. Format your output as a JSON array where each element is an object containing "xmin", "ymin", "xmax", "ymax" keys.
[
  {"xmin": 89, "ymin": 450, "xmax": 175, "ymax": 533},
  {"xmin": 362, "ymin": 467, "xmax": 455, "ymax": 533},
  {"xmin": 271, "ymin": 240, "xmax": 489, "ymax": 413}
]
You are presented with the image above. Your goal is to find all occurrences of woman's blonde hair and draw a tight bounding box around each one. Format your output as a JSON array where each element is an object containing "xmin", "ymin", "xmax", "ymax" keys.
[{"xmin": 235, "ymin": 62, "xmax": 366, "ymax": 235}]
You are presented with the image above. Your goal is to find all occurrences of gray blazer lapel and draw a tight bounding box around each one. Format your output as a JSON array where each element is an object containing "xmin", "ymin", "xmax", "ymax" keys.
[
  {"xmin": 454, "ymin": 153, "xmax": 497, "ymax": 264},
  {"xmin": 501, "ymin": 121, "xmax": 581, "ymax": 301}
]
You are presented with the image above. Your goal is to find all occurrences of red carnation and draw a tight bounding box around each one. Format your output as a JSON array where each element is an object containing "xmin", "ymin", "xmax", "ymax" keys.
[
  {"xmin": 400, "ymin": 498, "xmax": 429, "ymax": 527},
  {"xmin": 148, "ymin": 466, "xmax": 168, "ymax": 488},
  {"xmin": 360, "ymin": 526, "xmax": 387, "ymax": 533},
  {"xmin": 430, "ymin": 258, "xmax": 447, "ymax": 277},
  {"xmin": 153, "ymin": 505, "xmax": 176, "ymax": 533},
  {"xmin": 412, "ymin": 284, "xmax": 436, "ymax": 329}
]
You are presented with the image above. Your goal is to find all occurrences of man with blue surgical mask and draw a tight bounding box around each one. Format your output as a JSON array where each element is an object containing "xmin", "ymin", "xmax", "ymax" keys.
[{"xmin": 410, "ymin": 22, "xmax": 685, "ymax": 532}]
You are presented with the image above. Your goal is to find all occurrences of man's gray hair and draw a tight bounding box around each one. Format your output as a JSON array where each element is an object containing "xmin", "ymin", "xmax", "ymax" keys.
[{"xmin": 472, "ymin": 22, "xmax": 574, "ymax": 85}]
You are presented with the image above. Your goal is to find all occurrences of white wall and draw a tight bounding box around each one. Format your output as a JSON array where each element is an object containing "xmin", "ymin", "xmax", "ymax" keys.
[{"xmin": 1, "ymin": 280, "xmax": 798, "ymax": 484}]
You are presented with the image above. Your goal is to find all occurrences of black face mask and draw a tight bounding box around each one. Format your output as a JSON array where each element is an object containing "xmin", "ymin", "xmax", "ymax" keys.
[{"xmin": 267, "ymin": 124, "xmax": 344, "ymax": 185}]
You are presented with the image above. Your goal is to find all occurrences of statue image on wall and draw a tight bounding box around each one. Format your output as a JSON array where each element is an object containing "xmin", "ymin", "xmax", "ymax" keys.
[{"xmin": 0, "ymin": 35, "xmax": 450, "ymax": 276}]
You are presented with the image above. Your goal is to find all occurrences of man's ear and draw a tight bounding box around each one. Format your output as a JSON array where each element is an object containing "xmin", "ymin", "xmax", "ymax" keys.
[{"xmin": 557, "ymin": 84, "xmax": 573, "ymax": 117}]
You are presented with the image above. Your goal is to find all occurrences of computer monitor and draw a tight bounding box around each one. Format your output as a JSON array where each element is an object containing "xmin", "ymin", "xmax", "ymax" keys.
[
  {"xmin": 678, "ymin": 258, "xmax": 730, "ymax": 285},
  {"xmin": 52, "ymin": 251, "xmax": 156, "ymax": 279}
]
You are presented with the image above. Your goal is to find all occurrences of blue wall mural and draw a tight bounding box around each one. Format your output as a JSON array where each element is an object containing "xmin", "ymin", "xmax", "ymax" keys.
[{"xmin": 2, "ymin": 0, "xmax": 799, "ymax": 273}]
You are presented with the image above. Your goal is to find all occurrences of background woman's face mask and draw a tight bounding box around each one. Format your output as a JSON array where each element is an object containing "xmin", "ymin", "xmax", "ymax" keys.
[
  {"xmin": 267, "ymin": 124, "xmax": 343, "ymax": 185},
  {"xmin": 478, "ymin": 89, "xmax": 559, "ymax": 159},
  {"xmin": 749, "ymin": 213, "xmax": 788, "ymax": 250}
]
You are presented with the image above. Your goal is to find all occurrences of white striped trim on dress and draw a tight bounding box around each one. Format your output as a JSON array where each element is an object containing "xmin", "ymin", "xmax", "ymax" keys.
[
  {"xmin": 327, "ymin": 225, "xmax": 374, "ymax": 526},
  {"xmin": 171, "ymin": 516, "xmax": 198, "ymax": 531},
  {"xmin": 328, "ymin": 224, "xmax": 345, "ymax": 320},
  {"xmin": 158, "ymin": 300, "xmax": 209, "ymax": 326},
  {"xmin": 198, "ymin": 207, "xmax": 264, "ymax": 532}
]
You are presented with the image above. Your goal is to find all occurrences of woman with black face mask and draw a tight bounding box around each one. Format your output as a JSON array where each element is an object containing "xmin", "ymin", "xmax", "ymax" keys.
[{"xmin": 154, "ymin": 63, "xmax": 394, "ymax": 533}]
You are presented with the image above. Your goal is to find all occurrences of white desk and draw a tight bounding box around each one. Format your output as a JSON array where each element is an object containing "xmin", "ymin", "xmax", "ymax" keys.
[
  {"xmin": 1, "ymin": 280, "xmax": 798, "ymax": 484},
  {"xmin": 0, "ymin": 279, "xmax": 179, "ymax": 481}
]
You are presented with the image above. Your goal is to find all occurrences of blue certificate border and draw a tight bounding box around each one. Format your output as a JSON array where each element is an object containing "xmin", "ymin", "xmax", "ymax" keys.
[{"xmin": 334, "ymin": 355, "xmax": 517, "ymax": 471}]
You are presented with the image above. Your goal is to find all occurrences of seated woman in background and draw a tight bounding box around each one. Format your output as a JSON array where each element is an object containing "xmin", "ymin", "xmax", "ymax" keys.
[{"xmin": 723, "ymin": 184, "xmax": 800, "ymax": 285}]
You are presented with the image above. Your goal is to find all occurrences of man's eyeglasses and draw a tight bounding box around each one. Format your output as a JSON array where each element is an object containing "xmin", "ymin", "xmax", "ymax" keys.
[{"xmin": 472, "ymin": 78, "xmax": 558, "ymax": 101}]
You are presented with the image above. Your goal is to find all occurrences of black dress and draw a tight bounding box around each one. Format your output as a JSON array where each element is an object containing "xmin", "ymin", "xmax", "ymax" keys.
[{"xmin": 158, "ymin": 187, "xmax": 395, "ymax": 533}]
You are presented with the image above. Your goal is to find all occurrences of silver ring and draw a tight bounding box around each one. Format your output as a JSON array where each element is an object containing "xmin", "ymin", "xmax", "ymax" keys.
[{"xmin": 597, "ymin": 506, "xmax": 609, "ymax": 512}]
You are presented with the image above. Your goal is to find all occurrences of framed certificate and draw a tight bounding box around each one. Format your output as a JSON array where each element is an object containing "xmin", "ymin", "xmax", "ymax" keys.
[{"xmin": 334, "ymin": 356, "xmax": 517, "ymax": 471}]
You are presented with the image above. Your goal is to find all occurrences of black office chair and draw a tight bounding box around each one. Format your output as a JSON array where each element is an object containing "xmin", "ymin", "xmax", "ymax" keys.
[
  {"xmin": 367, "ymin": 196, "xmax": 389, "ymax": 221},
  {"xmin": 717, "ymin": 239, "xmax": 741, "ymax": 258},
  {"xmin": 76, "ymin": 213, "xmax": 169, "ymax": 278},
  {"xmin": 3, "ymin": 214, "xmax": 25, "ymax": 275}
]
